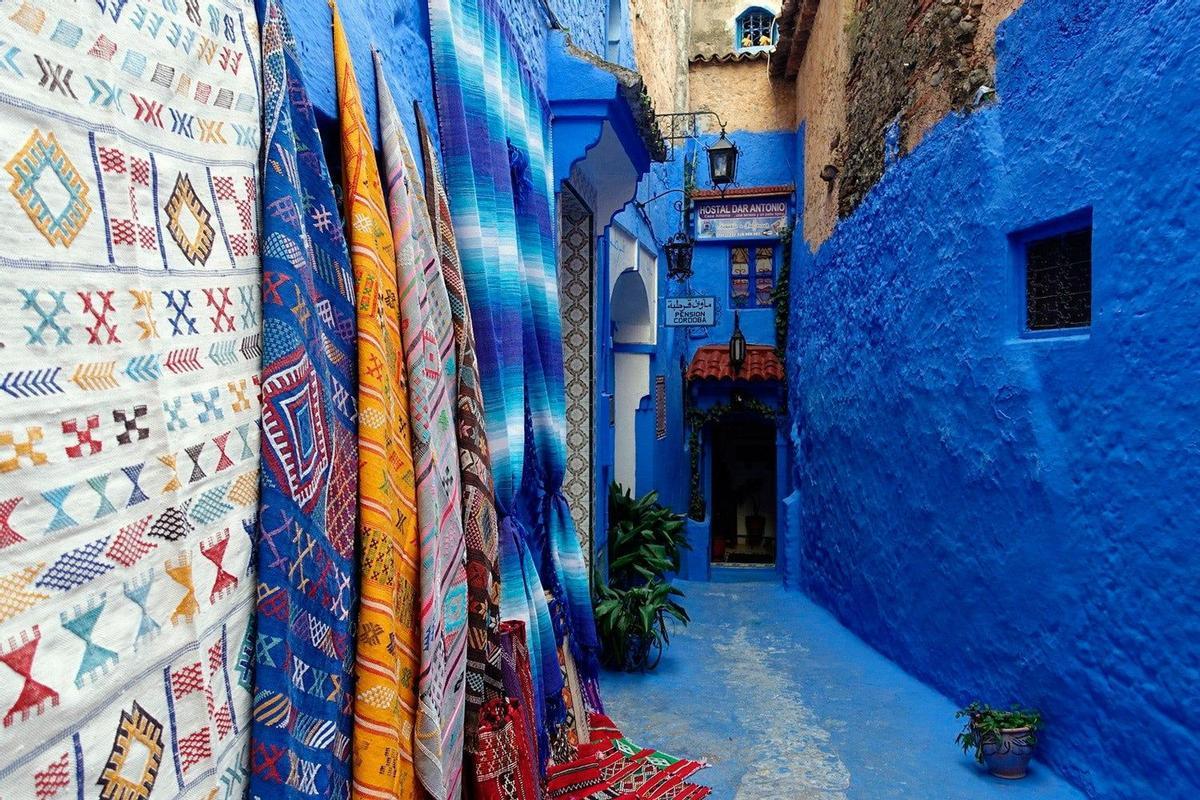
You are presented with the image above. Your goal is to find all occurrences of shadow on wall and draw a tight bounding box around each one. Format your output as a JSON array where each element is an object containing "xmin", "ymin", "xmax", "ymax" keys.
[{"xmin": 787, "ymin": 0, "xmax": 1200, "ymax": 798}]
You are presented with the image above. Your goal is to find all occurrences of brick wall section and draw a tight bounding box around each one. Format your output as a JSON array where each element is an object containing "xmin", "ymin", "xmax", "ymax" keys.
[
  {"xmin": 786, "ymin": 0, "xmax": 1021, "ymax": 248},
  {"xmin": 837, "ymin": 0, "xmax": 1021, "ymax": 218}
]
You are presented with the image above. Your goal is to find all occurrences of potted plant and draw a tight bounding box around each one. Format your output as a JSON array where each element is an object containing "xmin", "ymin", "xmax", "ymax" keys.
[
  {"xmin": 956, "ymin": 702, "xmax": 1044, "ymax": 779},
  {"xmin": 593, "ymin": 580, "xmax": 688, "ymax": 671},
  {"xmin": 596, "ymin": 484, "xmax": 691, "ymax": 671}
]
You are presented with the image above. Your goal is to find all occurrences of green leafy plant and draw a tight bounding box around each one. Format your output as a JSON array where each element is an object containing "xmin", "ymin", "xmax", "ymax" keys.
[
  {"xmin": 770, "ymin": 222, "xmax": 794, "ymax": 360},
  {"xmin": 955, "ymin": 702, "xmax": 1044, "ymax": 763},
  {"xmin": 594, "ymin": 484, "xmax": 690, "ymax": 671},
  {"xmin": 608, "ymin": 483, "xmax": 689, "ymax": 588},
  {"xmin": 593, "ymin": 580, "xmax": 689, "ymax": 671}
]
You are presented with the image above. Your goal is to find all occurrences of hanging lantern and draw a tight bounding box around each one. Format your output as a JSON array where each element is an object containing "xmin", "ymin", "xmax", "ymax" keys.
[
  {"xmin": 664, "ymin": 230, "xmax": 694, "ymax": 279},
  {"xmin": 729, "ymin": 311, "xmax": 747, "ymax": 375},
  {"xmin": 706, "ymin": 128, "xmax": 739, "ymax": 187}
]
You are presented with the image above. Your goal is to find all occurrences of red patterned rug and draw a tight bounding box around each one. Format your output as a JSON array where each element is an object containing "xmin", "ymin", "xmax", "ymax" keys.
[{"xmin": 545, "ymin": 713, "xmax": 712, "ymax": 800}]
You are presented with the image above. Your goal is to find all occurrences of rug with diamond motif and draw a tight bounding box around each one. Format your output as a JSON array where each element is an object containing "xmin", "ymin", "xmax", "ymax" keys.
[{"xmin": 0, "ymin": 0, "xmax": 262, "ymax": 797}]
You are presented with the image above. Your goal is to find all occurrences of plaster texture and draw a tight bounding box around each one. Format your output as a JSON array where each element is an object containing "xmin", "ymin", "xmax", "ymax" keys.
[
  {"xmin": 689, "ymin": 59, "xmax": 795, "ymax": 134},
  {"xmin": 629, "ymin": 0, "xmax": 692, "ymax": 114},
  {"xmin": 787, "ymin": 0, "xmax": 1200, "ymax": 796},
  {"xmin": 792, "ymin": 0, "xmax": 851, "ymax": 249},
  {"xmin": 603, "ymin": 581, "xmax": 1086, "ymax": 799},
  {"xmin": 287, "ymin": 0, "xmax": 440, "ymax": 155}
]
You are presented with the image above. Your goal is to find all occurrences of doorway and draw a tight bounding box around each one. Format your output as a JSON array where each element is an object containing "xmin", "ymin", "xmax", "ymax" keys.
[{"xmin": 709, "ymin": 419, "xmax": 776, "ymax": 565}]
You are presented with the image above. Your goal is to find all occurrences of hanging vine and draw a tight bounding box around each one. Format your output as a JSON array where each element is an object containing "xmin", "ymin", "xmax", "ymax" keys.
[
  {"xmin": 686, "ymin": 398, "xmax": 778, "ymax": 521},
  {"xmin": 771, "ymin": 221, "xmax": 794, "ymax": 359}
]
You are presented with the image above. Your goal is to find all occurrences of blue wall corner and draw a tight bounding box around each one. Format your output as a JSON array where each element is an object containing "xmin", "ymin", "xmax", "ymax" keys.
[{"xmin": 786, "ymin": 1, "xmax": 1200, "ymax": 796}]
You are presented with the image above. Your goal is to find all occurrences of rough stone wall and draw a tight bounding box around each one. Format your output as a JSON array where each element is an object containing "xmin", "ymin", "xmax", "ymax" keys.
[
  {"xmin": 837, "ymin": 0, "xmax": 1019, "ymax": 218},
  {"xmin": 791, "ymin": 0, "xmax": 852, "ymax": 247},
  {"xmin": 630, "ymin": 0, "xmax": 692, "ymax": 113},
  {"xmin": 554, "ymin": 0, "xmax": 609, "ymax": 57},
  {"xmin": 691, "ymin": 0, "xmax": 782, "ymax": 56},
  {"xmin": 689, "ymin": 59, "xmax": 796, "ymax": 133},
  {"xmin": 787, "ymin": 0, "xmax": 1200, "ymax": 796}
]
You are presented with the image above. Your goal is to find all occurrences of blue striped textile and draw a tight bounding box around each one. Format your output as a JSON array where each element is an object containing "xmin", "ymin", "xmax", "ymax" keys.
[{"xmin": 428, "ymin": 0, "xmax": 601, "ymax": 763}]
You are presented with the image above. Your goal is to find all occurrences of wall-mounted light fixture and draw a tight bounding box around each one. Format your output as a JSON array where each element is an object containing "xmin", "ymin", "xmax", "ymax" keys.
[
  {"xmin": 729, "ymin": 311, "xmax": 747, "ymax": 375},
  {"xmin": 707, "ymin": 128, "xmax": 740, "ymax": 188},
  {"xmin": 664, "ymin": 229, "xmax": 695, "ymax": 280},
  {"xmin": 820, "ymin": 164, "xmax": 839, "ymax": 183}
]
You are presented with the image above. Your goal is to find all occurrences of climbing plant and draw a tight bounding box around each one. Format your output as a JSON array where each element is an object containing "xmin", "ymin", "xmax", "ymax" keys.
[
  {"xmin": 686, "ymin": 398, "xmax": 778, "ymax": 520},
  {"xmin": 771, "ymin": 222, "xmax": 794, "ymax": 359}
]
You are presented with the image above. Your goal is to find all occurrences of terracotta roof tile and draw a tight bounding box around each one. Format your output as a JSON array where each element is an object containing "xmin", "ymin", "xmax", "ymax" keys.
[
  {"xmin": 687, "ymin": 344, "xmax": 784, "ymax": 382},
  {"xmin": 689, "ymin": 50, "xmax": 772, "ymax": 64},
  {"xmin": 691, "ymin": 184, "xmax": 795, "ymax": 200}
]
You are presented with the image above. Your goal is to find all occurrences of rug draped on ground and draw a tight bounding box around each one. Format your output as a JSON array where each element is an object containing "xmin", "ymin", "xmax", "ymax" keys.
[
  {"xmin": 546, "ymin": 715, "xmax": 711, "ymax": 800},
  {"xmin": 376, "ymin": 54, "xmax": 469, "ymax": 800},
  {"xmin": 0, "ymin": 0, "xmax": 262, "ymax": 796},
  {"xmin": 252, "ymin": 3, "xmax": 358, "ymax": 798},
  {"xmin": 334, "ymin": 8, "xmax": 420, "ymax": 798}
]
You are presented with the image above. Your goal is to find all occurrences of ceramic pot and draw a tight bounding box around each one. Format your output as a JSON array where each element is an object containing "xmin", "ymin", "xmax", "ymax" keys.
[{"xmin": 981, "ymin": 727, "xmax": 1035, "ymax": 779}]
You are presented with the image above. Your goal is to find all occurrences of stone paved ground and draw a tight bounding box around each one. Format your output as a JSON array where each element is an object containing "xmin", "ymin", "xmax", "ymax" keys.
[{"xmin": 601, "ymin": 580, "xmax": 1085, "ymax": 799}]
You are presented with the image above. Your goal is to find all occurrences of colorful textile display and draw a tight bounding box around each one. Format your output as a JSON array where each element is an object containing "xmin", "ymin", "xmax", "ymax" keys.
[
  {"xmin": 473, "ymin": 698, "xmax": 538, "ymax": 800},
  {"xmin": 0, "ymin": 0, "xmax": 262, "ymax": 796},
  {"xmin": 549, "ymin": 631, "xmax": 592, "ymax": 767},
  {"xmin": 499, "ymin": 621, "xmax": 544, "ymax": 797},
  {"xmin": 333, "ymin": 8, "xmax": 419, "ymax": 799},
  {"xmin": 416, "ymin": 106, "xmax": 505, "ymax": 762},
  {"xmin": 427, "ymin": 0, "xmax": 565, "ymax": 755},
  {"xmin": 252, "ymin": 2, "xmax": 358, "ymax": 798},
  {"xmin": 505, "ymin": 60, "xmax": 602, "ymax": 706},
  {"xmin": 546, "ymin": 714, "xmax": 711, "ymax": 800},
  {"xmin": 374, "ymin": 53, "xmax": 468, "ymax": 800}
]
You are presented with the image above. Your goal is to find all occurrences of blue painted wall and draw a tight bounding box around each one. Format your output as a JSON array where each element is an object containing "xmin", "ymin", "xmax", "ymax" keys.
[
  {"xmin": 621, "ymin": 128, "xmax": 796, "ymax": 576},
  {"xmin": 284, "ymin": 0, "xmax": 608, "ymax": 167},
  {"xmin": 688, "ymin": 130, "xmax": 796, "ymax": 347},
  {"xmin": 787, "ymin": 1, "xmax": 1200, "ymax": 797}
]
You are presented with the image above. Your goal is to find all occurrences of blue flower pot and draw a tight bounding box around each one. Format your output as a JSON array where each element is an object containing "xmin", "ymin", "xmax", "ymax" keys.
[{"xmin": 981, "ymin": 727, "xmax": 1035, "ymax": 779}]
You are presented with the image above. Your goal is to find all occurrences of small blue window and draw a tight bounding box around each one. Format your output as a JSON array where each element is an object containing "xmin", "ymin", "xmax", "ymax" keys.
[
  {"xmin": 730, "ymin": 244, "xmax": 775, "ymax": 308},
  {"xmin": 737, "ymin": 8, "xmax": 777, "ymax": 51}
]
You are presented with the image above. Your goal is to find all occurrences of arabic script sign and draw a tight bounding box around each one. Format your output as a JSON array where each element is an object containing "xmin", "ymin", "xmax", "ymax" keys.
[
  {"xmin": 695, "ymin": 197, "xmax": 789, "ymax": 240},
  {"xmin": 665, "ymin": 296, "xmax": 716, "ymax": 327}
]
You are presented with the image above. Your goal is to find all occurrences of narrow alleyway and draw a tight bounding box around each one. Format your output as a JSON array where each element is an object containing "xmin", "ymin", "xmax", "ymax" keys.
[{"xmin": 602, "ymin": 580, "xmax": 1085, "ymax": 799}]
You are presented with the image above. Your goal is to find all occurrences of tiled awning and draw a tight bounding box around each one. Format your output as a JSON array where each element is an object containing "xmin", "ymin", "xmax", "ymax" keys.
[
  {"xmin": 690, "ymin": 184, "xmax": 795, "ymax": 200},
  {"xmin": 687, "ymin": 344, "xmax": 784, "ymax": 382}
]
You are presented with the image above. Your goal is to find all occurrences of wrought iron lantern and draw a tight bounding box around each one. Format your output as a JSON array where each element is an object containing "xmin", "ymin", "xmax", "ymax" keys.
[
  {"xmin": 729, "ymin": 311, "xmax": 747, "ymax": 375},
  {"xmin": 706, "ymin": 128, "xmax": 740, "ymax": 187},
  {"xmin": 664, "ymin": 229, "xmax": 694, "ymax": 280}
]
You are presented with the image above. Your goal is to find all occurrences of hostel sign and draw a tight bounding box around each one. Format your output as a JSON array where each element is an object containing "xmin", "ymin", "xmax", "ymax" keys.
[
  {"xmin": 665, "ymin": 296, "xmax": 716, "ymax": 327},
  {"xmin": 695, "ymin": 197, "xmax": 789, "ymax": 240}
]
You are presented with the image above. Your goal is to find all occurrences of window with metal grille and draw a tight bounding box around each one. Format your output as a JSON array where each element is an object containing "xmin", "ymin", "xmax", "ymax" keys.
[
  {"xmin": 1025, "ymin": 226, "xmax": 1092, "ymax": 331},
  {"xmin": 730, "ymin": 244, "xmax": 775, "ymax": 308},
  {"xmin": 737, "ymin": 8, "xmax": 777, "ymax": 50}
]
